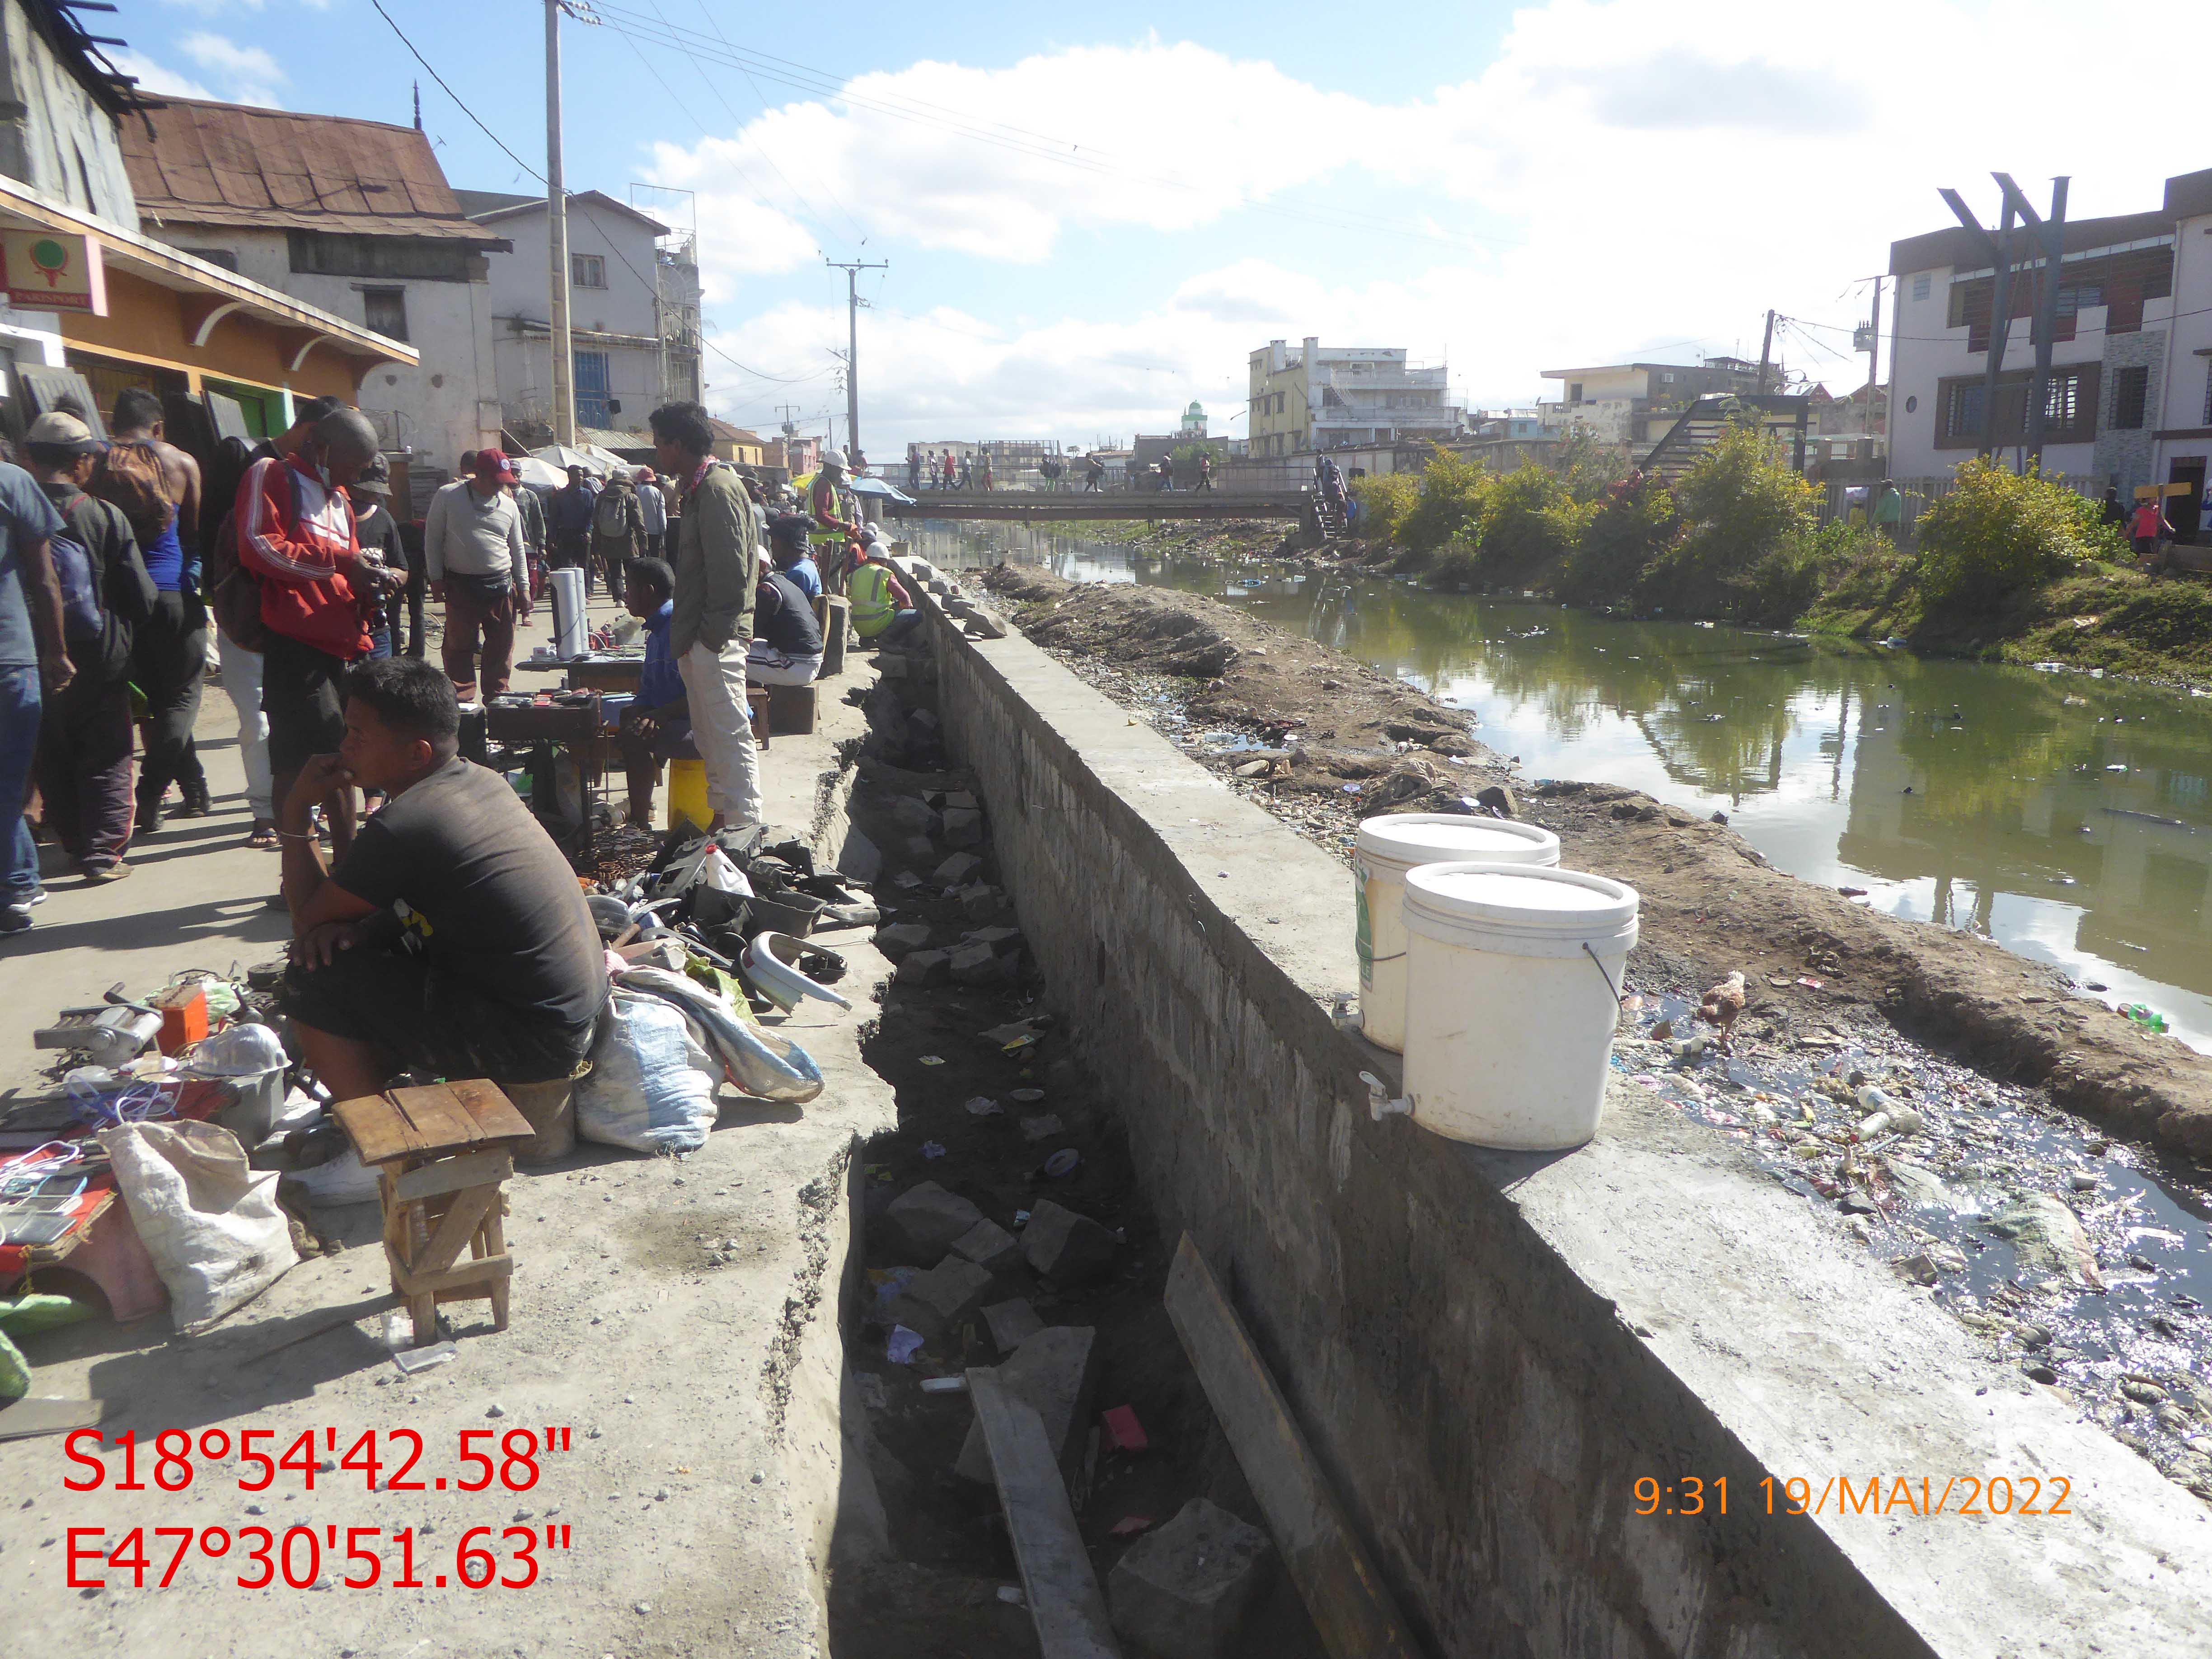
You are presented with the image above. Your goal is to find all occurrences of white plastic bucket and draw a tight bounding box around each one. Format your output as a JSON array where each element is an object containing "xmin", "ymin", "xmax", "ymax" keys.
[
  {"xmin": 1399, "ymin": 861, "xmax": 1639, "ymax": 1149},
  {"xmin": 1354, "ymin": 815, "xmax": 1560, "ymax": 1052}
]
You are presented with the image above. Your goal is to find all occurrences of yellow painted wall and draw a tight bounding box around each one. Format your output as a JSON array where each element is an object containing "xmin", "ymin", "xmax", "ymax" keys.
[
  {"xmin": 56, "ymin": 267, "xmax": 370, "ymax": 402},
  {"xmin": 1248, "ymin": 353, "xmax": 1309, "ymax": 457}
]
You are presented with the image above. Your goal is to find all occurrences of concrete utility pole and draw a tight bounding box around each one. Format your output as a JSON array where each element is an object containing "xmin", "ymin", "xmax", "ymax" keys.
[
  {"xmin": 825, "ymin": 259, "xmax": 887, "ymax": 464},
  {"xmin": 1942, "ymin": 185, "xmax": 2015, "ymax": 462},
  {"xmin": 1865, "ymin": 276, "xmax": 1882, "ymax": 448},
  {"xmin": 1755, "ymin": 309, "xmax": 1777, "ymax": 394},
  {"xmin": 545, "ymin": 0, "xmax": 576, "ymax": 446},
  {"xmin": 1994, "ymin": 173, "xmax": 2071, "ymax": 472}
]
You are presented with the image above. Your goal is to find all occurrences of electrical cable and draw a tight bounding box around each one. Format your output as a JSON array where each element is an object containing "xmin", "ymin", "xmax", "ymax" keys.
[{"xmin": 369, "ymin": 0, "xmax": 545, "ymax": 182}]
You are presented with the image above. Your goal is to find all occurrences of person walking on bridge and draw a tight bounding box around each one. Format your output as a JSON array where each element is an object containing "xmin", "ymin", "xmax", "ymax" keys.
[{"xmin": 1084, "ymin": 453, "xmax": 1105, "ymax": 492}]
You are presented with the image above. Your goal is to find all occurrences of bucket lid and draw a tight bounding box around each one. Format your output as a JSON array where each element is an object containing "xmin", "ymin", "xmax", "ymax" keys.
[
  {"xmin": 1355, "ymin": 813, "xmax": 1560, "ymax": 875},
  {"xmin": 1403, "ymin": 861, "xmax": 1639, "ymax": 939}
]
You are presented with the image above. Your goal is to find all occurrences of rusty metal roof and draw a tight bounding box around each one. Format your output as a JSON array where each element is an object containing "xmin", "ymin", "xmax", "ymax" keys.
[{"xmin": 123, "ymin": 98, "xmax": 505, "ymax": 244}]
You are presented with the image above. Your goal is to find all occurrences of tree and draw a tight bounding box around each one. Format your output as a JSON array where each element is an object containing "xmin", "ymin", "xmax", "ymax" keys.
[{"xmin": 1915, "ymin": 457, "xmax": 2109, "ymax": 610}]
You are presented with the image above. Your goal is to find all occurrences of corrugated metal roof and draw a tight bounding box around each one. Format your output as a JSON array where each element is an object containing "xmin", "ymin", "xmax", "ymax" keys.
[{"xmin": 123, "ymin": 98, "xmax": 505, "ymax": 244}]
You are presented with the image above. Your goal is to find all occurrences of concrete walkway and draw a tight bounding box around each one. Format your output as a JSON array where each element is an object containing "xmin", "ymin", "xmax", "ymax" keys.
[{"xmin": 2, "ymin": 594, "xmax": 891, "ymax": 1657}]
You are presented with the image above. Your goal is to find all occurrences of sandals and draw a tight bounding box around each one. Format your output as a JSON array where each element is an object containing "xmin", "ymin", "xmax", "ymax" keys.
[{"xmin": 247, "ymin": 822, "xmax": 280, "ymax": 850}]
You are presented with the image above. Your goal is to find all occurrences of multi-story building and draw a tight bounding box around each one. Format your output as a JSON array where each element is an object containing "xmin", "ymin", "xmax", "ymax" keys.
[
  {"xmin": 123, "ymin": 97, "xmax": 501, "ymax": 467},
  {"xmin": 456, "ymin": 189, "xmax": 702, "ymax": 441},
  {"xmin": 0, "ymin": 1, "xmax": 414, "ymax": 461},
  {"xmin": 1887, "ymin": 166, "xmax": 2212, "ymax": 539},
  {"xmin": 1536, "ymin": 358, "xmax": 1764, "ymax": 449},
  {"xmin": 1247, "ymin": 337, "xmax": 1462, "ymax": 457}
]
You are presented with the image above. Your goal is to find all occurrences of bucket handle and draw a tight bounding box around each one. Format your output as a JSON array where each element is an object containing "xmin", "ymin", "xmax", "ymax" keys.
[{"xmin": 1581, "ymin": 941, "xmax": 1624, "ymax": 1006}]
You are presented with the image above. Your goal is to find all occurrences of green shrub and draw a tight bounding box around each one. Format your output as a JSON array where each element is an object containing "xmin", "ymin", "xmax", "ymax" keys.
[
  {"xmin": 1398, "ymin": 446, "xmax": 1488, "ymax": 553},
  {"xmin": 1633, "ymin": 418, "xmax": 1817, "ymax": 616},
  {"xmin": 1472, "ymin": 463, "xmax": 1593, "ymax": 580},
  {"xmin": 1558, "ymin": 470, "xmax": 1679, "ymax": 605},
  {"xmin": 1349, "ymin": 472, "xmax": 1419, "ymax": 544},
  {"xmin": 1915, "ymin": 458, "xmax": 2106, "ymax": 610}
]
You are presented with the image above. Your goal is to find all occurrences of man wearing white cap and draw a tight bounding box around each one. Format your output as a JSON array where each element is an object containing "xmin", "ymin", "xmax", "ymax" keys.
[
  {"xmin": 423, "ymin": 449, "xmax": 529, "ymax": 700},
  {"xmin": 807, "ymin": 449, "xmax": 860, "ymax": 595}
]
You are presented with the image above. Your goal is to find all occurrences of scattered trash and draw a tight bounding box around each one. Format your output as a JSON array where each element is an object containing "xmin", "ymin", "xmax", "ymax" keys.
[
  {"xmin": 919, "ymin": 1054, "xmax": 945, "ymax": 1066},
  {"xmin": 995, "ymin": 1585, "xmax": 1026, "ymax": 1607},
  {"xmin": 1009, "ymin": 1087, "xmax": 1045, "ymax": 1104},
  {"xmin": 919, "ymin": 1375, "xmax": 970, "ymax": 1395},
  {"xmin": 964, "ymin": 1096, "xmax": 1003, "ymax": 1116},
  {"xmin": 886, "ymin": 1326, "xmax": 925, "ymax": 1365},
  {"xmin": 1041, "ymin": 1148, "xmax": 1083, "ymax": 1180},
  {"xmin": 1795, "ymin": 977, "xmax": 1824, "ymax": 990},
  {"xmin": 1109, "ymin": 1514, "xmax": 1156, "ymax": 1538},
  {"xmin": 921, "ymin": 1140, "xmax": 948, "ymax": 1160},
  {"xmin": 2120, "ymin": 1003, "xmax": 2170, "ymax": 1034}
]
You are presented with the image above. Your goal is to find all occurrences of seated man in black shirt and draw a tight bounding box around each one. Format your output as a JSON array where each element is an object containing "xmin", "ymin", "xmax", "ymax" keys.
[
  {"xmin": 745, "ymin": 562, "xmax": 823, "ymax": 687},
  {"xmin": 278, "ymin": 657, "xmax": 608, "ymax": 1101}
]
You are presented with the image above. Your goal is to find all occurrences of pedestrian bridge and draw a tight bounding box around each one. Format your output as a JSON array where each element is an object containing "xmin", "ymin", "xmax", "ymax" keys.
[{"xmin": 878, "ymin": 489, "xmax": 1315, "ymax": 524}]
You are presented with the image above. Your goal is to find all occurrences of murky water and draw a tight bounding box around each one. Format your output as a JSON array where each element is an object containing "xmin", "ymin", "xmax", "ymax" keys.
[{"xmin": 913, "ymin": 523, "xmax": 2212, "ymax": 1056}]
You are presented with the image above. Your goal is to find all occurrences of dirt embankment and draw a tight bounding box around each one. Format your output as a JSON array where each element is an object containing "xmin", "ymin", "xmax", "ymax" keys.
[{"xmin": 984, "ymin": 563, "xmax": 2212, "ymax": 1161}]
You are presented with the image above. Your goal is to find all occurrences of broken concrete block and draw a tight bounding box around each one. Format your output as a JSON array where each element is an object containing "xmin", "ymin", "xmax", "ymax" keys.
[
  {"xmin": 873, "ymin": 922, "xmax": 931, "ymax": 959},
  {"xmin": 1475, "ymin": 783, "xmax": 1518, "ymax": 818},
  {"xmin": 981, "ymin": 1298, "xmax": 1044, "ymax": 1352},
  {"xmin": 950, "ymin": 1218, "xmax": 1020, "ymax": 1271},
  {"xmin": 1021, "ymin": 1200, "xmax": 1119, "ymax": 1284},
  {"xmin": 950, "ymin": 941, "xmax": 1012, "ymax": 985},
  {"xmin": 909, "ymin": 708, "xmax": 941, "ymax": 733},
  {"xmin": 938, "ymin": 791, "xmax": 979, "ymax": 812},
  {"xmin": 934, "ymin": 852, "xmax": 983, "ymax": 885},
  {"xmin": 835, "ymin": 828, "xmax": 883, "ymax": 882},
  {"xmin": 958, "ymin": 882, "xmax": 1009, "ymax": 922},
  {"xmin": 963, "ymin": 925, "xmax": 1022, "ymax": 950},
  {"xmin": 902, "ymin": 834, "xmax": 939, "ymax": 864},
  {"xmin": 1233, "ymin": 758, "xmax": 1272, "ymax": 778},
  {"xmin": 876, "ymin": 652, "xmax": 910, "ymax": 680},
  {"xmin": 1019, "ymin": 1114, "xmax": 1064, "ymax": 1142},
  {"xmin": 1108, "ymin": 1498, "xmax": 1273, "ymax": 1659},
  {"xmin": 895, "ymin": 948, "xmax": 950, "ymax": 987},
  {"xmin": 883, "ymin": 1181, "xmax": 985, "ymax": 1260},
  {"xmin": 956, "ymin": 1325, "xmax": 1098, "ymax": 1485},
  {"xmin": 887, "ymin": 1256, "xmax": 994, "ymax": 1340},
  {"xmin": 891, "ymin": 796, "xmax": 942, "ymax": 835},
  {"xmin": 942, "ymin": 806, "xmax": 984, "ymax": 847},
  {"xmin": 963, "ymin": 609, "xmax": 1009, "ymax": 640}
]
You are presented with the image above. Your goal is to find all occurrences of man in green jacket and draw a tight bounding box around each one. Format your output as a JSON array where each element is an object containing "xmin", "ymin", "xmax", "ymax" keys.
[{"xmin": 650, "ymin": 400, "xmax": 762, "ymax": 829}]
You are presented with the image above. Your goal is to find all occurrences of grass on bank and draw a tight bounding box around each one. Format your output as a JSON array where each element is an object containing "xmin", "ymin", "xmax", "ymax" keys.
[{"xmin": 1350, "ymin": 429, "xmax": 2203, "ymax": 675}]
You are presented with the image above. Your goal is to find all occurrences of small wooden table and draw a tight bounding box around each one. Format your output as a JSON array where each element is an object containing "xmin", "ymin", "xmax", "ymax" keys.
[{"xmin": 331, "ymin": 1081, "xmax": 535, "ymax": 1348}]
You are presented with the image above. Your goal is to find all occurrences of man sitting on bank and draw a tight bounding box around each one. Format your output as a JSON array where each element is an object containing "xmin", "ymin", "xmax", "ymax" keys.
[
  {"xmin": 748, "ymin": 558, "xmax": 823, "ymax": 687},
  {"xmin": 614, "ymin": 557, "xmax": 687, "ymax": 828},
  {"xmin": 848, "ymin": 533, "xmax": 920, "ymax": 646},
  {"xmin": 278, "ymin": 657, "xmax": 608, "ymax": 1101}
]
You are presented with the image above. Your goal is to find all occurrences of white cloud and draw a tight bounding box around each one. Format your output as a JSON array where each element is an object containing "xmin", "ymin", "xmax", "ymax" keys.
[
  {"xmin": 180, "ymin": 32, "xmax": 286, "ymax": 87},
  {"xmin": 108, "ymin": 50, "xmax": 215, "ymax": 103},
  {"xmin": 157, "ymin": 0, "xmax": 331, "ymax": 12},
  {"xmin": 670, "ymin": 1, "xmax": 2212, "ymax": 445}
]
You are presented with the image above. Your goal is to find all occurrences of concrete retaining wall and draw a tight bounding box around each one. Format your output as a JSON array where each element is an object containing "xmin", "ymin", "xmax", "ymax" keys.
[{"xmin": 918, "ymin": 591, "xmax": 2212, "ymax": 1659}]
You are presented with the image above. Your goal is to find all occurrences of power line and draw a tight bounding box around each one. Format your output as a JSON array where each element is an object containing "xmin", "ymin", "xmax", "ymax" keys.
[
  {"xmin": 368, "ymin": 0, "xmax": 543, "ymax": 182},
  {"xmin": 685, "ymin": 0, "xmax": 864, "ymax": 241}
]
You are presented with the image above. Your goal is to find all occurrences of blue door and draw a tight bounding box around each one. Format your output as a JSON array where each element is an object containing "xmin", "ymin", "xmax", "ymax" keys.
[{"xmin": 574, "ymin": 351, "xmax": 610, "ymax": 427}]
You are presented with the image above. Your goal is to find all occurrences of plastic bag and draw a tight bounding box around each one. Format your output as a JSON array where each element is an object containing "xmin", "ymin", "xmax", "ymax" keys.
[
  {"xmin": 576, "ymin": 991, "xmax": 722, "ymax": 1153},
  {"xmin": 96, "ymin": 1120, "xmax": 299, "ymax": 1336},
  {"xmin": 180, "ymin": 1024, "xmax": 288, "ymax": 1076},
  {"xmin": 616, "ymin": 966, "xmax": 824, "ymax": 1104}
]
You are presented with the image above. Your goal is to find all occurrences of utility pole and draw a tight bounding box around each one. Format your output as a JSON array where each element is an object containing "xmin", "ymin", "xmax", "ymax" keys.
[
  {"xmin": 1864, "ymin": 276, "xmax": 1882, "ymax": 449},
  {"xmin": 1995, "ymin": 173, "xmax": 2070, "ymax": 472},
  {"xmin": 825, "ymin": 258, "xmax": 887, "ymax": 464},
  {"xmin": 544, "ymin": 0, "xmax": 576, "ymax": 446},
  {"xmin": 1754, "ymin": 309, "xmax": 1778, "ymax": 395}
]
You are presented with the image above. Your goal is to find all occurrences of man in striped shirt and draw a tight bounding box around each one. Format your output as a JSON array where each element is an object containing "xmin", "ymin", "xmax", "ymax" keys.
[{"xmin": 235, "ymin": 407, "xmax": 394, "ymax": 873}]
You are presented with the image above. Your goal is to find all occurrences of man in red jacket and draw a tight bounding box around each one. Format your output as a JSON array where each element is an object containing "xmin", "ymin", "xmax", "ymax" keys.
[{"xmin": 236, "ymin": 407, "xmax": 391, "ymax": 876}]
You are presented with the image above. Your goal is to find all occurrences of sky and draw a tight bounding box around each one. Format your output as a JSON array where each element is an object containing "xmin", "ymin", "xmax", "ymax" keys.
[{"xmin": 108, "ymin": 0, "xmax": 2212, "ymax": 457}]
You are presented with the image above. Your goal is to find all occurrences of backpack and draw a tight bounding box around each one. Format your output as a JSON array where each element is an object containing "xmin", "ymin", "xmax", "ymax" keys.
[
  {"xmin": 205, "ymin": 510, "xmax": 268, "ymax": 652},
  {"xmin": 49, "ymin": 526, "xmax": 103, "ymax": 641},
  {"xmin": 593, "ymin": 487, "xmax": 632, "ymax": 539},
  {"xmin": 90, "ymin": 440, "xmax": 176, "ymax": 549}
]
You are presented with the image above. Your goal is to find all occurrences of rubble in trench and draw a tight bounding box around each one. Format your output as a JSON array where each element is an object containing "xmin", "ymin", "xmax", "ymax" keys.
[
  {"xmin": 826, "ymin": 633, "xmax": 1330, "ymax": 1659},
  {"xmin": 1001, "ymin": 598, "xmax": 2212, "ymax": 1514}
]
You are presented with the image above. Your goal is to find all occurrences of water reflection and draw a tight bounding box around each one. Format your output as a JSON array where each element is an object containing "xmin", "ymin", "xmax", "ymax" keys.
[{"xmin": 906, "ymin": 522, "xmax": 2212, "ymax": 1052}]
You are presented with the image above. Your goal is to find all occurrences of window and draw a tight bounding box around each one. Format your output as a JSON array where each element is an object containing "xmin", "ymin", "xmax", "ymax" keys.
[
  {"xmin": 1568, "ymin": 381, "xmax": 1584, "ymax": 403},
  {"xmin": 2203, "ymin": 363, "xmax": 2212, "ymax": 426},
  {"xmin": 2055, "ymin": 282, "xmax": 2104, "ymax": 319},
  {"xmin": 179, "ymin": 246, "xmax": 239, "ymax": 272},
  {"xmin": 1947, "ymin": 381, "xmax": 1986, "ymax": 441},
  {"xmin": 2112, "ymin": 365, "xmax": 2148, "ymax": 431},
  {"xmin": 1912, "ymin": 273, "xmax": 1931, "ymax": 302},
  {"xmin": 362, "ymin": 287, "xmax": 408, "ymax": 342},
  {"xmin": 574, "ymin": 350, "xmax": 610, "ymax": 426},
  {"xmin": 2043, "ymin": 372, "xmax": 2080, "ymax": 429},
  {"xmin": 572, "ymin": 253, "xmax": 606, "ymax": 289},
  {"xmin": 287, "ymin": 232, "xmax": 469, "ymax": 281},
  {"xmin": 1659, "ymin": 371, "xmax": 1675, "ymax": 384}
]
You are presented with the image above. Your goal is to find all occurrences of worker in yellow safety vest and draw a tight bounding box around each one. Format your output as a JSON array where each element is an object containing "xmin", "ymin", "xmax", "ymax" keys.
[
  {"xmin": 808, "ymin": 450, "xmax": 862, "ymax": 592},
  {"xmin": 847, "ymin": 536, "xmax": 919, "ymax": 645}
]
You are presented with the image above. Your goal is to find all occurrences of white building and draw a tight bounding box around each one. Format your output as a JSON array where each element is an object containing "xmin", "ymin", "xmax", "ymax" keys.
[
  {"xmin": 1247, "ymin": 338, "xmax": 1462, "ymax": 456},
  {"xmin": 1536, "ymin": 359, "xmax": 1766, "ymax": 449},
  {"xmin": 455, "ymin": 190, "xmax": 702, "ymax": 440},
  {"xmin": 1888, "ymin": 167, "xmax": 2212, "ymax": 539},
  {"xmin": 123, "ymin": 98, "xmax": 506, "ymax": 469}
]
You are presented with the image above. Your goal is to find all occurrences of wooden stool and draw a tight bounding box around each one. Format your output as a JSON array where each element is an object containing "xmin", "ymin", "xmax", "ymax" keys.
[
  {"xmin": 746, "ymin": 684, "xmax": 772, "ymax": 748},
  {"xmin": 765, "ymin": 679, "xmax": 818, "ymax": 735},
  {"xmin": 331, "ymin": 1081, "xmax": 536, "ymax": 1348}
]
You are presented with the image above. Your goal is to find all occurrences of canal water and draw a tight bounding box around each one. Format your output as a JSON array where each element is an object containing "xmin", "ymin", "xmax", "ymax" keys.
[{"xmin": 914, "ymin": 522, "xmax": 2212, "ymax": 1055}]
